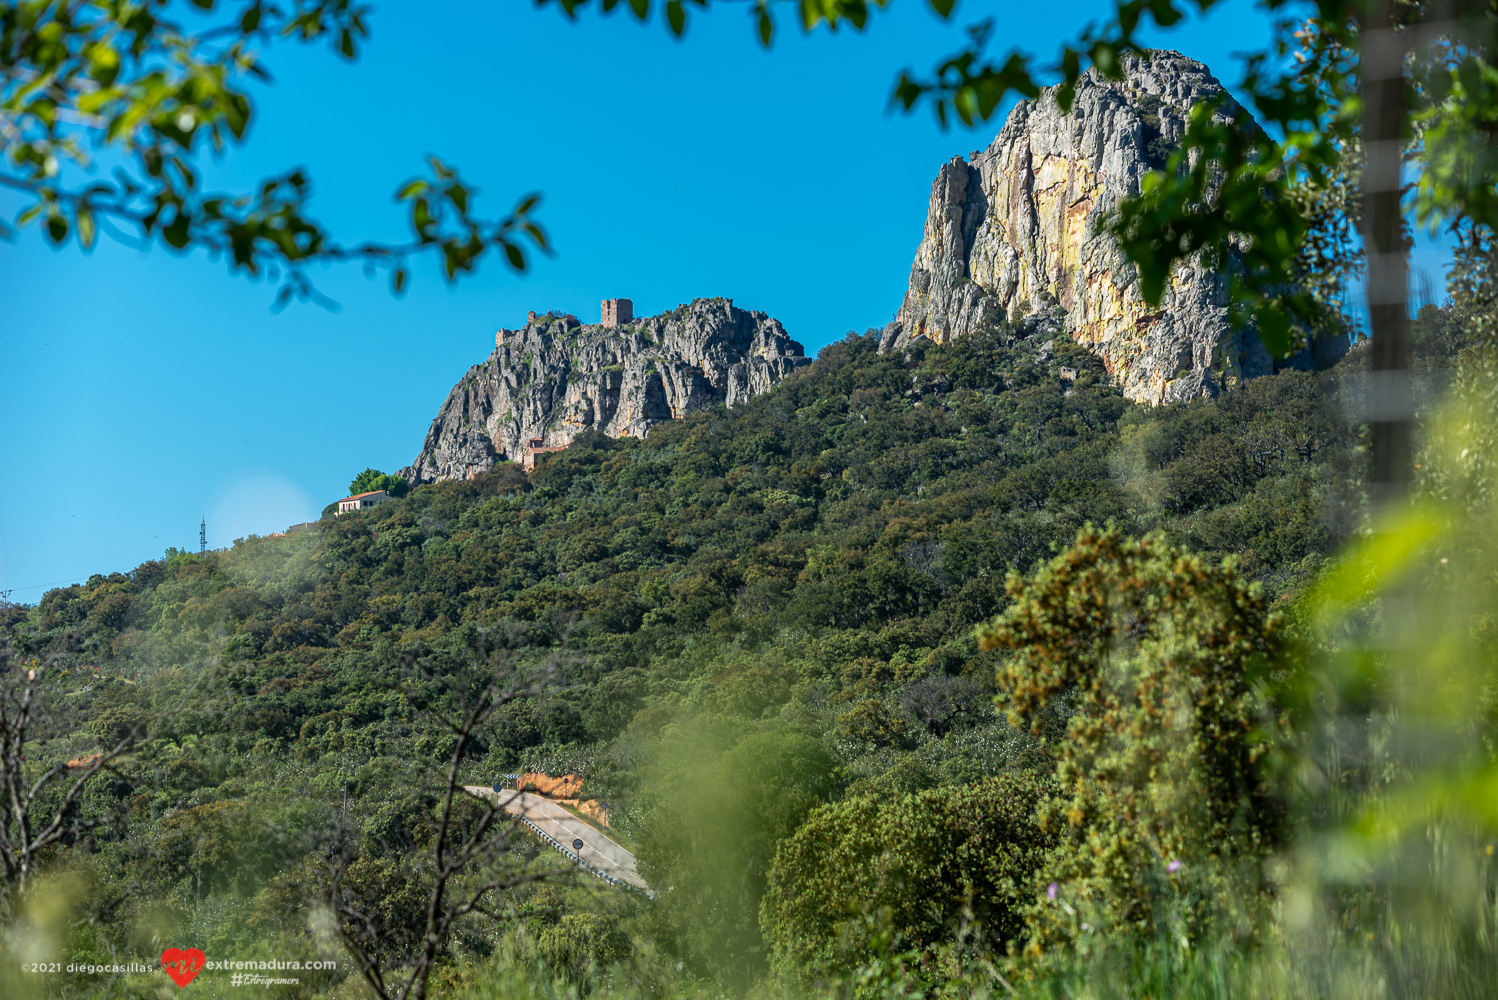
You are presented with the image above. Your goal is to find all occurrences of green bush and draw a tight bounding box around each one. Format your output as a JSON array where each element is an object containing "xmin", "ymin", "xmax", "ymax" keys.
[
  {"xmin": 87, "ymin": 703, "xmax": 146, "ymax": 747},
  {"xmin": 349, "ymin": 467, "xmax": 409, "ymax": 497},
  {"xmin": 536, "ymin": 912, "xmax": 632, "ymax": 982},
  {"xmin": 760, "ymin": 773, "xmax": 1056, "ymax": 982},
  {"xmin": 634, "ymin": 723, "xmax": 839, "ymax": 989},
  {"xmin": 977, "ymin": 526, "xmax": 1284, "ymax": 952}
]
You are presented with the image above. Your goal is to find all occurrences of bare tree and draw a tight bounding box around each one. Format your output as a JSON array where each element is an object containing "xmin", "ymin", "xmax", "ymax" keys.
[
  {"xmin": 325, "ymin": 633, "xmax": 566, "ymax": 1000},
  {"xmin": 0, "ymin": 640, "xmax": 147, "ymax": 915}
]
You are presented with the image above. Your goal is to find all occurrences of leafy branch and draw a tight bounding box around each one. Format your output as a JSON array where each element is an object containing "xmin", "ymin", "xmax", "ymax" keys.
[
  {"xmin": 536, "ymin": 0, "xmax": 898, "ymax": 49},
  {"xmin": 1, "ymin": 0, "xmax": 547, "ymax": 306}
]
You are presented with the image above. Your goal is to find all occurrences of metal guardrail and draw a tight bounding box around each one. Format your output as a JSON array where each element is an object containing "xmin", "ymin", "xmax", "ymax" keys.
[
  {"xmin": 474, "ymin": 785, "xmax": 654, "ymax": 899},
  {"xmin": 510, "ymin": 812, "xmax": 655, "ymax": 898}
]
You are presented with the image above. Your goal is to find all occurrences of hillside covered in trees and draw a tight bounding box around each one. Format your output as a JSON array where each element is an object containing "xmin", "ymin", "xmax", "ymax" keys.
[
  {"xmin": 0, "ymin": 299, "xmax": 1486, "ymax": 999},
  {"xmin": 15, "ymin": 0, "xmax": 1498, "ymax": 997}
]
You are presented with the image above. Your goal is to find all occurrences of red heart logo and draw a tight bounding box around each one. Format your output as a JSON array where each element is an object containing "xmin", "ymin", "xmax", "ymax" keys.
[{"xmin": 160, "ymin": 948, "xmax": 206, "ymax": 988}]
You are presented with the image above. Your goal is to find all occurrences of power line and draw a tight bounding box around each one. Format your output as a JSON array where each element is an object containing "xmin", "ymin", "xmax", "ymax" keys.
[
  {"xmin": 1, "ymin": 575, "xmax": 91, "ymax": 596},
  {"xmin": 3, "ymin": 517, "xmax": 207, "ymax": 600}
]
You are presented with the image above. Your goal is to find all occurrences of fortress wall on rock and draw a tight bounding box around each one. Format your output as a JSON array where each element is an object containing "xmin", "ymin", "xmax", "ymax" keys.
[{"xmin": 399, "ymin": 298, "xmax": 810, "ymax": 485}]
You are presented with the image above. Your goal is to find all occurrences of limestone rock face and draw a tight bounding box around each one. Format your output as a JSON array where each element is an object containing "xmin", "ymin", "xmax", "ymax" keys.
[
  {"xmin": 883, "ymin": 49, "xmax": 1344, "ymax": 403},
  {"xmin": 399, "ymin": 298, "xmax": 810, "ymax": 484}
]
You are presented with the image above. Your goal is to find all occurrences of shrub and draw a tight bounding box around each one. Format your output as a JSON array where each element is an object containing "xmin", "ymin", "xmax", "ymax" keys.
[
  {"xmin": 760, "ymin": 773, "xmax": 1055, "ymax": 982},
  {"xmin": 536, "ymin": 912, "xmax": 632, "ymax": 982},
  {"xmin": 88, "ymin": 704, "xmax": 147, "ymax": 747},
  {"xmin": 977, "ymin": 526, "xmax": 1284, "ymax": 951},
  {"xmin": 634, "ymin": 724, "xmax": 839, "ymax": 989},
  {"xmin": 349, "ymin": 468, "xmax": 409, "ymax": 497},
  {"xmin": 835, "ymin": 698, "xmax": 906, "ymax": 746}
]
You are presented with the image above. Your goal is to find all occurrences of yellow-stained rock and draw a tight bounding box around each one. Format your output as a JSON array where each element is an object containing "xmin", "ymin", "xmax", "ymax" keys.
[{"xmin": 883, "ymin": 50, "xmax": 1345, "ymax": 404}]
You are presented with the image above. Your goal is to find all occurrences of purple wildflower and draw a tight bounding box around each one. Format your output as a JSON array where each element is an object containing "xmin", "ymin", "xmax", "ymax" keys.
[
  {"xmin": 1166, "ymin": 860, "xmax": 1183, "ymax": 873},
  {"xmin": 1047, "ymin": 882, "xmax": 1059, "ymax": 899}
]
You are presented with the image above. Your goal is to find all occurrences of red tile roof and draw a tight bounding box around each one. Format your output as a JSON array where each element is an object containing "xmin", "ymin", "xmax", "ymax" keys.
[{"xmin": 342, "ymin": 490, "xmax": 388, "ymax": 501}]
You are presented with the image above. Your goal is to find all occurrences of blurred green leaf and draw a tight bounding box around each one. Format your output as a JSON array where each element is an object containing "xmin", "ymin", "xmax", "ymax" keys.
[
  {"xmin": 77, "ymin": 206, "xmax": 96, "ymax": 250},
  {"xmin": 1307, "ymin": 503, "xmax": 1445, "ymax": 627},
  {"xmin": 163, "ymin": 213, "xmax": 191, "ymax": 249}
]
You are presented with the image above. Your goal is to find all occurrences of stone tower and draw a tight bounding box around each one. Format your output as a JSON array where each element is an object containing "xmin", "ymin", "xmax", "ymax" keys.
[{"xmin": 600, "ymin": 298, "xmax": 634, "ymax": 328}]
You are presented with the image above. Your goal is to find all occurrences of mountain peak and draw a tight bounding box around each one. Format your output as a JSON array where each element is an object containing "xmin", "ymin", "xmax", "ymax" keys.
[
  {"xmin": 399, "ymin": 298, "xmax": 810, "ymax": 485},
  {"xmin": 882, "ymin": 49, "xmax": 1344, "ymax": 402}
]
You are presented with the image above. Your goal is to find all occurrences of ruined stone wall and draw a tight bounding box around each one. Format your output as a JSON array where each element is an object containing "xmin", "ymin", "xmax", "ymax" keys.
[
  {"xmin": 398, "ymin": 298, "xmax": 810, "ymax": 485},
  {"xmin": 600, "ymin": 298, "xmax": 634, "ymax": 328}
]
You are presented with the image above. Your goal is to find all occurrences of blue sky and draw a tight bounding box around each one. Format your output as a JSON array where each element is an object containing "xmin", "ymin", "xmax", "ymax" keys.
[{"xmin": 0, "ymin": 0, "xmax": 1452, "ymax": 598}]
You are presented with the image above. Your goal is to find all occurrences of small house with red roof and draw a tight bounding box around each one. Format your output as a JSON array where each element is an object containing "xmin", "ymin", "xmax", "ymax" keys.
[{"xmin": 337, "ymin": 490, "xmax": 394, "ymax": 515}]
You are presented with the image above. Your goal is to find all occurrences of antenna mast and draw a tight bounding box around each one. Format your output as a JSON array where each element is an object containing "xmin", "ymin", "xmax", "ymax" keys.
[{"xmin": 199, "ymin": 518, "xmax": 206, "ymax": 556}]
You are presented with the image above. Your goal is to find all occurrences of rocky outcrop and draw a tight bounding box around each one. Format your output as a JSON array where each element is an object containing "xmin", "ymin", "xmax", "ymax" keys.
[
  {"xmin": 882, "ymin": 49, "xmax": 1345, "ymax": 403},
  {"xmin": 399, "ymin": 298, "xmax": 810, "ymax": 484}
]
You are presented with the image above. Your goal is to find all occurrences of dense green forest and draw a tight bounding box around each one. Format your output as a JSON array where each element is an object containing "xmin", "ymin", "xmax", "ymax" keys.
[
  {"xmin": 0, "ymin": 297, "xmax": 1489, "ymax": 1000},
  {"xmin": 13, "ymin": 1, "xmax": 1498, "ymax": 997}
]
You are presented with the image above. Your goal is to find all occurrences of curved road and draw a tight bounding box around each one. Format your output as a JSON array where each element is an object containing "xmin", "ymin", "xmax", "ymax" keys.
[{"xmin": 463, "ymin": 786, "xmax": 649, "ymax": 893}]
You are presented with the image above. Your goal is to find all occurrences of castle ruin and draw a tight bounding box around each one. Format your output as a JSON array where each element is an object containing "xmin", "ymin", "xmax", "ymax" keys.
[
  {"xmin": 523, "ymin": 437, "xmax": 567, "ymax": 472},
  {"xmin": 600, "ymin": 298, "xmax": 633, "ymax": 328},
  {"xmin": 502, "ymin": 309, "xmax": 577, "ymax": 348}
]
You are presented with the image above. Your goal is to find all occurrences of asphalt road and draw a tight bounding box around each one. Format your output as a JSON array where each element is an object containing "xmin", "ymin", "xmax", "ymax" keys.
[{"xmin": 463, "ymin": 786, "xmax": 649, "ymax": 892}]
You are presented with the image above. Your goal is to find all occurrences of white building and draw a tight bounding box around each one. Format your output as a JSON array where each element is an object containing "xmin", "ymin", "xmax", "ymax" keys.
[{"xmin": 337, "ymin": 490, "xmax": 394, "ymax": 515}]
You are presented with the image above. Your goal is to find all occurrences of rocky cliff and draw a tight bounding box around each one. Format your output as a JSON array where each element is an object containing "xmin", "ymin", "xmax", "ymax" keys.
[
  {"xmin": 882, "ymin": 49, "xmax": 1344, "ymax": 403},
  {"xmin": 399, "ymin": 298, "xmax": 811, "ymax": 484}
]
